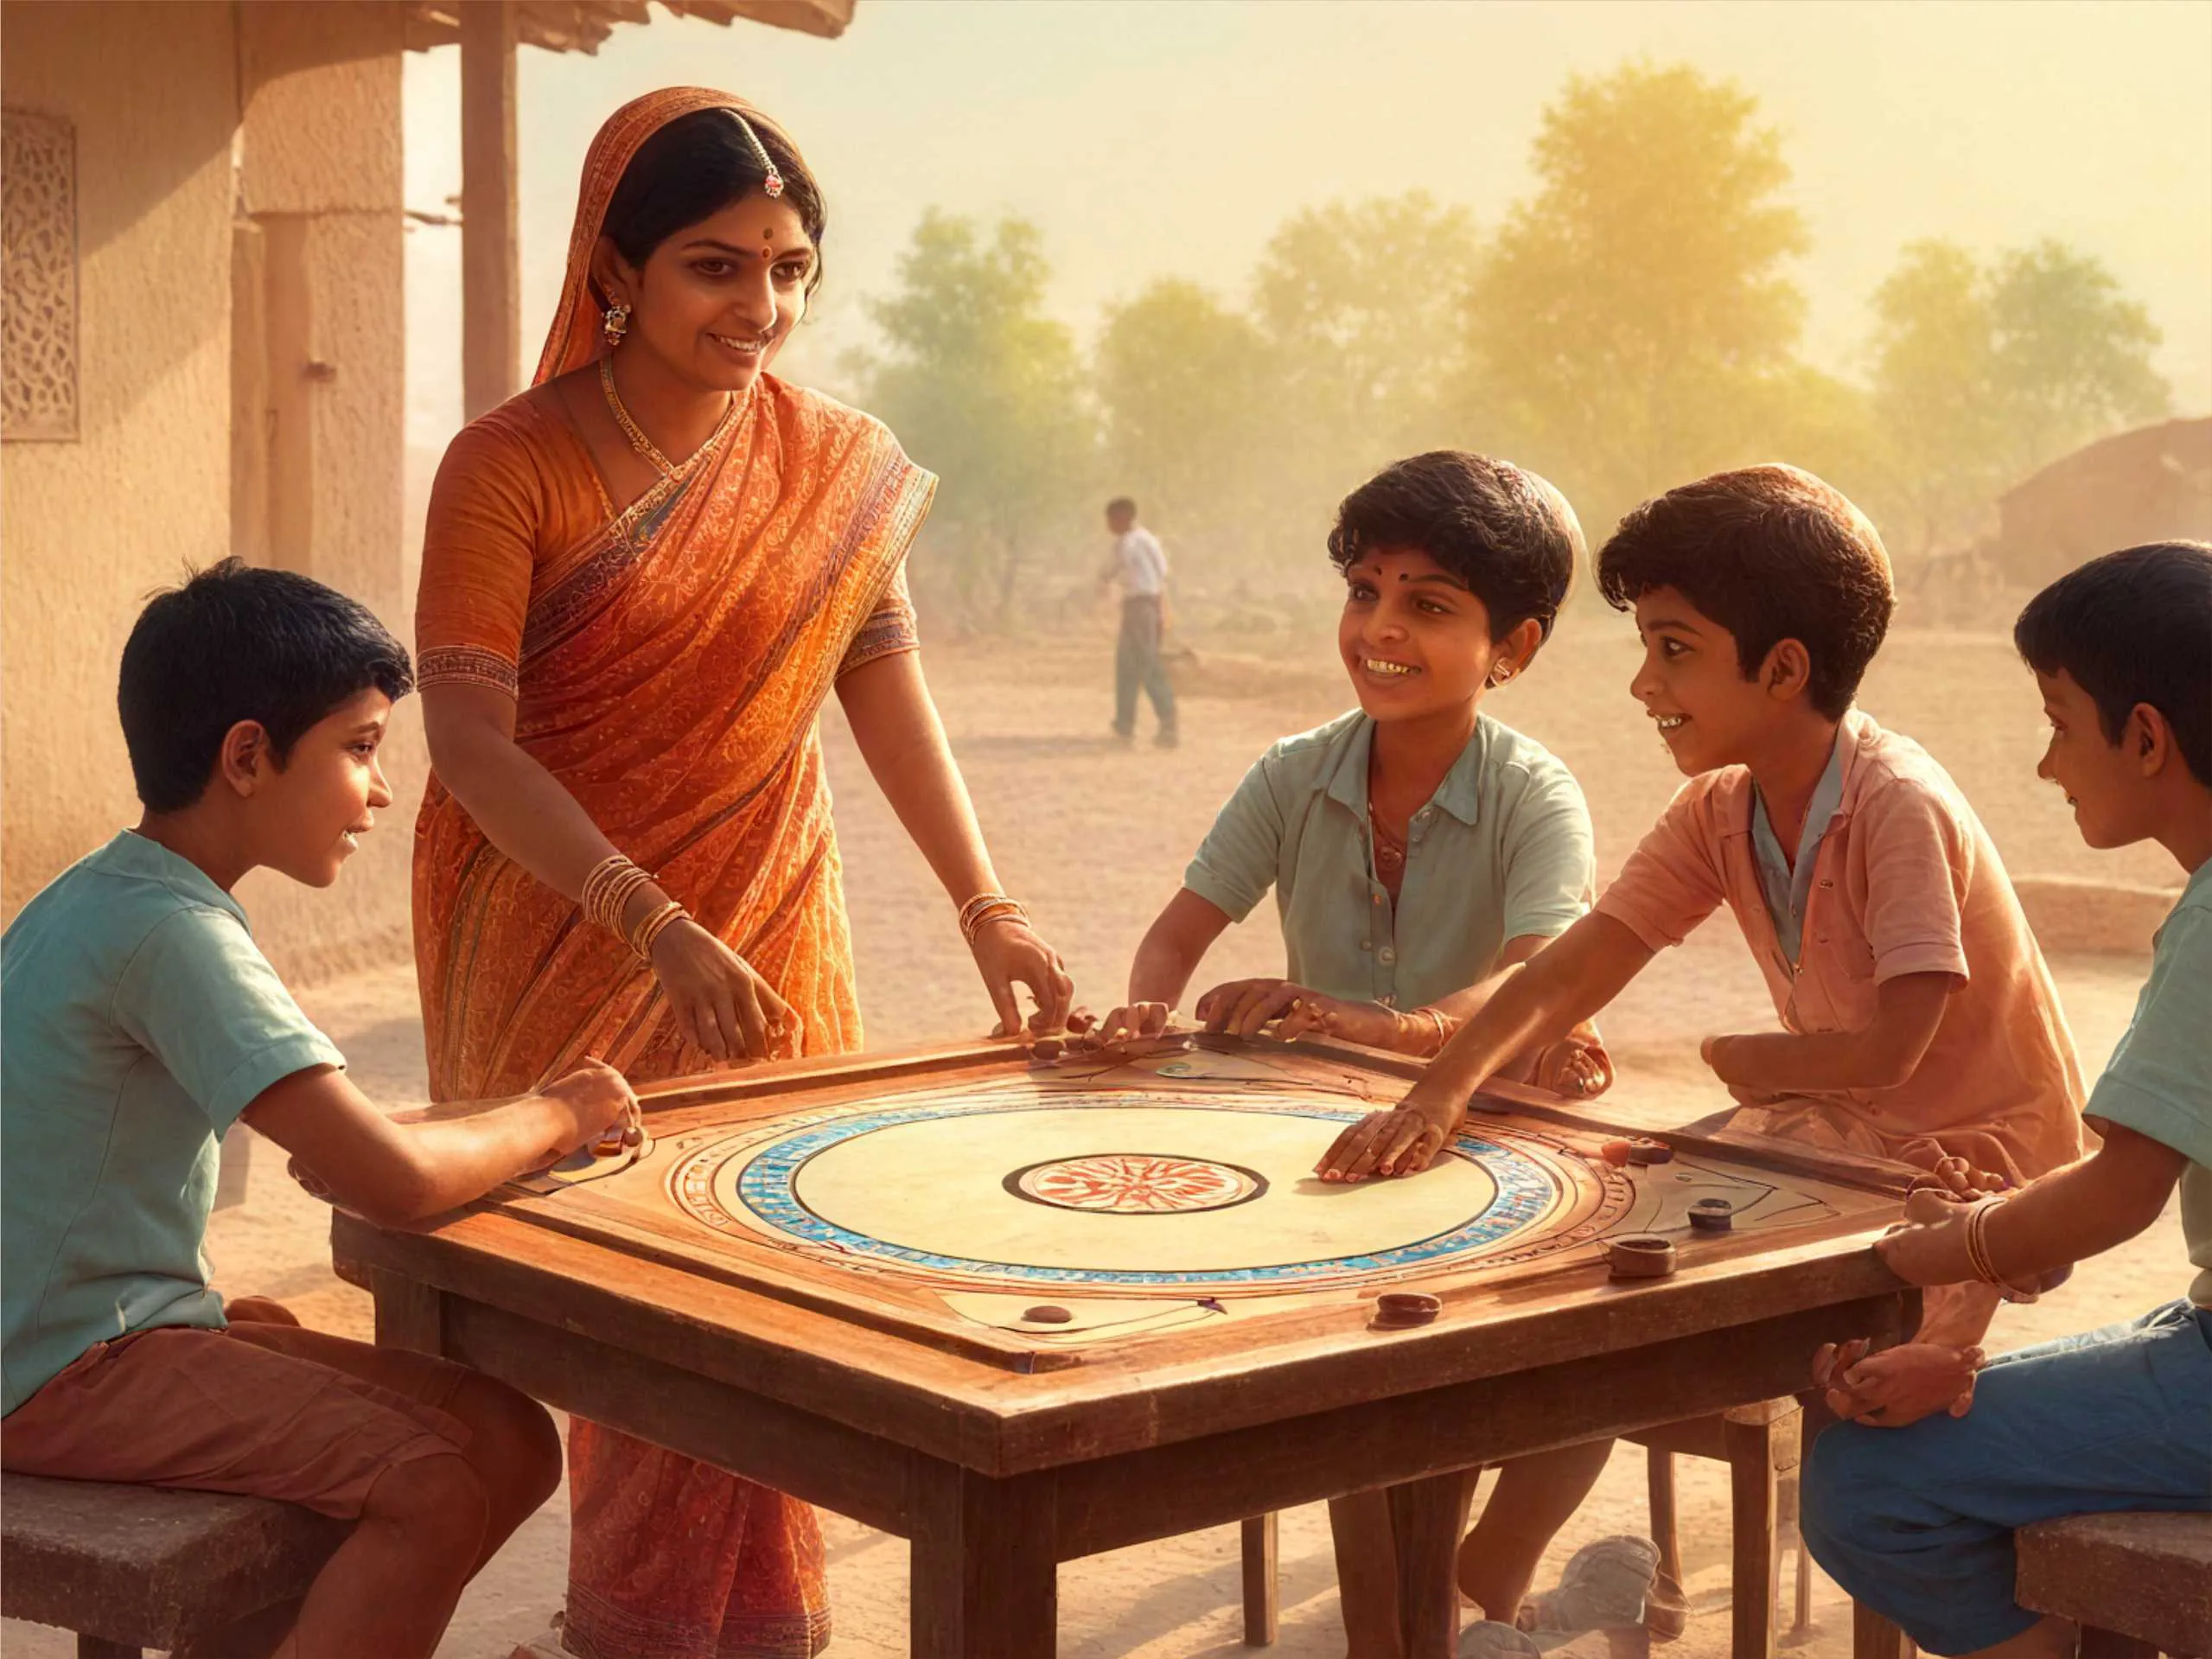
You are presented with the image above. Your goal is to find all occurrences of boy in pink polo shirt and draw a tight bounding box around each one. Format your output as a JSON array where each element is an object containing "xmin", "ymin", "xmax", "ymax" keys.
[
  {"xmin": 1317, "ymin": 463, "xmax": 2085, "ymax": 1310},
  {"xmin": 1312, "ymin": 464, "xmax": 2086, "ymax": 1639}
]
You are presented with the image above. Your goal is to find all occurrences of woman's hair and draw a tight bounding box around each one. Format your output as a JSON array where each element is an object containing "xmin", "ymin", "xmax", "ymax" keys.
[
  {"xmin": 1328, "ymin": 451, "xmax": 1584, "ymax": 644},
  {"xmin": 601, "ymin": 109, "xmax": 826, "ymax": 296},
  {"xmin": 120, "ymin": 558, "xmax": 413, "ymax": 812},
  {"xmin": 2014, "ymin": 540, "xmax": 2212, "ymax": 787},
  {"xmin": 1597, "ymin": 464, "xmax": 1894, "ymax": 720}
]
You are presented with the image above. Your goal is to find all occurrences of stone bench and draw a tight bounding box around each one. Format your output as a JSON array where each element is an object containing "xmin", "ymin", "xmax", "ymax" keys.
[
  {"xmin": 1, "ymin": 1472, "xmax": 349, "ymax": 1657},
  {"xmin": 2017, "ymin": 1511, "xmax": 2212, "ymax": 1658}
]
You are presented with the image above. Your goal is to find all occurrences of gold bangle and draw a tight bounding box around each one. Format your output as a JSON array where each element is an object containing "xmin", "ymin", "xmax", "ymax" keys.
[
  {"xmin": 1410, "ymin": 1005, "xmax": 1451, "ymax": 1056},
  {"xmin": 631, "ymin": 900, "xmax": 688, "ymax": 960},
  {"xmin": 596, "ymin": 868, "xmax": 655, "ymax": 938},
  {"xmin": 1963, "ymin": 1196, "xmax": 2005, "ymax": 1285},
  {"xmin": 959, "ymin": 893, "xmax": 1027, "ymax": 943}
]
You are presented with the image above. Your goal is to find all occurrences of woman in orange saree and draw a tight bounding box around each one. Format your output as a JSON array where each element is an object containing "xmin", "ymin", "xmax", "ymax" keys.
[{"xmin": 411, "ymin": 89, "xmax": 1074, "ymax": 1659}]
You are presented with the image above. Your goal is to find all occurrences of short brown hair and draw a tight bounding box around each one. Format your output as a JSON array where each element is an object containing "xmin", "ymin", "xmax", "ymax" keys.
[{"xmin": 1597, "ymin": 465, "xmax": 1894, "ymax": 718}]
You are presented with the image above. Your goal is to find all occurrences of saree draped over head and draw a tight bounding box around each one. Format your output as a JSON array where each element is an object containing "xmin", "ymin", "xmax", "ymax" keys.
[{"xmin": 411, "ymin": 87, "xmax": 934, "ymax": 1659}]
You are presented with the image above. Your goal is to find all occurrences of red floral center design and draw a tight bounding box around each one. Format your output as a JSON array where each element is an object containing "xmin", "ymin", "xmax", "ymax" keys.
[{"xmin": 1012, "ymin": 1154, "xmax": 1263, "ymax": 1215}]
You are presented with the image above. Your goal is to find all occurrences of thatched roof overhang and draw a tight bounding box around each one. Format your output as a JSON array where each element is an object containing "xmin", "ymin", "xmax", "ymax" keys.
[{"xmin": 405, "ymin": 0, "xmax": 852, "ymax": 54}]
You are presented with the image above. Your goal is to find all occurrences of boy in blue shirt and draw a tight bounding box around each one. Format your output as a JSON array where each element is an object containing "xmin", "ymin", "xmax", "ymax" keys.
[
  {"xmin": 1800, "ymin": 541, "xmax": 2212, "ymax": 1656},
  {"xmin": 3, "ymin": 560, "xmax": 635, "ymax": 1659}
]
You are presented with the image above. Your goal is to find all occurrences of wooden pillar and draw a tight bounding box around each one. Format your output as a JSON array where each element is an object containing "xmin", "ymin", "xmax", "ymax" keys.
[{"xmin": 460, "ymin": 0, "xmax": 520, "ymax": 419}]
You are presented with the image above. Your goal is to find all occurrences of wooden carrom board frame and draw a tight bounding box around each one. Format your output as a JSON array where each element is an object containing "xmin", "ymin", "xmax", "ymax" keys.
[{"xmin": 333, "ymin": 1037, "xmax": 1920, "ymax": 1658}]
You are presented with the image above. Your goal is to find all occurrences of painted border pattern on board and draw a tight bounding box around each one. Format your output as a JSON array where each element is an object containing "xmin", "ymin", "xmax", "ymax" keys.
[{"xmin": 669, "ymin": 1088, "xmax": 1596, "ymax": 1292}]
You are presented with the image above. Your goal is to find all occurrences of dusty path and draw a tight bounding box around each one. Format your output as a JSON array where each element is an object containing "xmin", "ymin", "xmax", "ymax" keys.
[{"xmin": 5, "ymin": 623, "xmax": 2190, "ymax": 1658}]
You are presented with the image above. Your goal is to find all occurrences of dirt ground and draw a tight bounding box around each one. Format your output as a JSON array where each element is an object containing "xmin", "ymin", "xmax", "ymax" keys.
[{"xmin": 5, "ymin": 616, "xmax": 2190, "ymax": 1659}]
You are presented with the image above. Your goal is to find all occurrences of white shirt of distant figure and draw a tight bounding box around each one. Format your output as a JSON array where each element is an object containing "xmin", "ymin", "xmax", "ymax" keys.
[{"xmin": 1111, "ymin": 526, "xmax": 1168, "ymax": 598}]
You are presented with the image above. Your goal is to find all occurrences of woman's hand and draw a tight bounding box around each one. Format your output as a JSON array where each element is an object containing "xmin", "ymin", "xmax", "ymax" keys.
[
  {"xmin": 971, "ymin": 915, "xmax": 1074, "ymax": 1037},
  {"xmin": 649, "ymin": 920, "xmax": 796, "ymax": 1062},
  {"xmin": 1312, "ymin": 1081, "xmax": 1464, "ymax": 1182},
  {"xmin": 1813, "ymin": 1337, "xmax": 1982, "ymax": 1428}
]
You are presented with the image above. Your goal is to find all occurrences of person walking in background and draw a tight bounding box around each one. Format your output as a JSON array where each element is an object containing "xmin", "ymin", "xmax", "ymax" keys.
[{"xmin": 1099, "ymin": 496, "xmax": 1178, "ymax": 747}]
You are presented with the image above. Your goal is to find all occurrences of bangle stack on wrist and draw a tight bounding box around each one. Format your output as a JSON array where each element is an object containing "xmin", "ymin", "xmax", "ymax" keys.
[
  {"xmin": 958, "ymin": 892, "xmax": 1028, "ymax": 943},
  {"xmin": 582, "ymin": 854, "xmax": 656, "ymax": 937},
  {"xmin": 1962, "ymin": 1196, "xmax": 2006, "ymax": 1285},
  {"xmin": 628, "ymin": 898, "xmax": 689, "ymax": 960},
  {"xmin": 582, "ymin": 854, "xmax": 691, "ymax": 960}
]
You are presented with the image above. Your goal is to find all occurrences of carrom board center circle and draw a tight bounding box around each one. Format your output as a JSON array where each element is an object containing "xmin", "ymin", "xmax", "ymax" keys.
[
  {"xmin": 673, "ymin": 1094, "xmax": 1596, "ymax": 1295},
  {"xmin": 1004, "ymin": 1153, "xmax": 1267, "ymax": 1215}
]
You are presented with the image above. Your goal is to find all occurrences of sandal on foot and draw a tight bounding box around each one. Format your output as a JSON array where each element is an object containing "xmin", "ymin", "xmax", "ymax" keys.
[
  {"xmin": 1517, "ymin": 1535, "xmax": 1661, "ymax": 1637},
  {"xmin": 1460, "ymin": 1620, "xmax": 1544, "ymax": 1658}
]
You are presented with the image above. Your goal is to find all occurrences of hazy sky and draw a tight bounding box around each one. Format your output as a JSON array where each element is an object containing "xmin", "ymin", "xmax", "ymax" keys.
[{"xmin": 402, "ymin": 0, "xmax": 2212, "ymax": 450}]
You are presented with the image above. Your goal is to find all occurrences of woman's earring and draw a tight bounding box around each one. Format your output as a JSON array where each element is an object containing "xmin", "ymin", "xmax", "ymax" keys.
[{"xmin": 602, "ymin": 301, "xmax": 631, "ymax": 347}]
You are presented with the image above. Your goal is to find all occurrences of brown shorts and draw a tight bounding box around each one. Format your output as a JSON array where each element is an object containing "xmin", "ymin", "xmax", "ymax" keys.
[{"xmin": 0, "ymin": 1321, "xmax": 473, "ymax": 1519}]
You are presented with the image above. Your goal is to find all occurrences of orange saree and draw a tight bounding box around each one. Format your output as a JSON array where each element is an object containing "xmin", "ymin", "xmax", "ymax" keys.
[{"xmin": 412, "ymin": 89, "xmax": 934, "ymax": 1659}]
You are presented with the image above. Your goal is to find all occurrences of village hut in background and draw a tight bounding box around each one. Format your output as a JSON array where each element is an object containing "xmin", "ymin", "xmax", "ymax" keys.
[{"xmin": 1989, "ymin": 416, "xmax": 2212, "ymax": 589}]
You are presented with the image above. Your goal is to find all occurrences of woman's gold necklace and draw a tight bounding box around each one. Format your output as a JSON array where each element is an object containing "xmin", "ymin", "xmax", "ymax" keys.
[{"xmin": 598, "ymin": 356, "xmax": 736, "ymax": 479}]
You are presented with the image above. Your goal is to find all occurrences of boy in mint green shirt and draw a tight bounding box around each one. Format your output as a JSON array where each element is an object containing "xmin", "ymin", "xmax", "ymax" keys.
[
  {"xmin": 2, "ymin": 559, "xmax": 634, "ymax": 1659},
  {"xmin": 1099, "ymin": 451, "xmax": 1623, "ymax": 1647},
  {"xmin": 1801, "ymin": 540, "xmax": 2212, "ymax": 1657}
]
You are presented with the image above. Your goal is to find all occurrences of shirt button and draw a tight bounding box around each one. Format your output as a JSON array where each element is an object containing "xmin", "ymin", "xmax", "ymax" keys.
[
  {"xmin": 1378, "ymin": 946, "xmax": 1397, "ymax": 965},
  {"xmin": 1416, "ymin": 807, "xmax": 1432, "ymax": 820},
  {"xmin": 1372, "ymin": 893, "xmax": 1383, "ymax": 905},
  {"xmin": 1359, "ymin": 940, "xmax": 1372, "ymax": 952}
]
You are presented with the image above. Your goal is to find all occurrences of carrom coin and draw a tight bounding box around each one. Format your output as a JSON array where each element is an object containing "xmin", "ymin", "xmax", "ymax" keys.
[
  {"xmin": 1370, "ymin": 1291, "xmax": 1442, "ymax": 1330},
  {"xmin": 1601, "ymin": 1234, "xmax": 1678, "ymax": 1279},
  {"xmin": 1688, "ymin": 1197, "xmax": 1737, "ymax": 1230},
  {"xmin": 1023, "ymin": 1305, "xmax": 1074, "ymax": 1324},
  {"xmin": 1626, "ymin": 1139, "xmax": 1673, "ymax": 1166}
]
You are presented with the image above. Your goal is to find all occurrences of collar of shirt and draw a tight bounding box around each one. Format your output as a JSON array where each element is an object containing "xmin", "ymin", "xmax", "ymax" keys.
[
  {"xmin": 1749, "ymin": 727, "xmax": 1848, "ymax": 964},
  {"xmin": 108, "ymin": 830, "xmax": 249, "ymax": 927},
  {"xmin": 1321, "ymin": 714, "xmax": 1490, "ymax": 828}
]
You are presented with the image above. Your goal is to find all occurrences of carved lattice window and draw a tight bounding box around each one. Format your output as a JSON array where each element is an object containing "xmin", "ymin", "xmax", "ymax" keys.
[{"xmin": 3, "ymin": 107, "xmax": 79, "ymax": 443}]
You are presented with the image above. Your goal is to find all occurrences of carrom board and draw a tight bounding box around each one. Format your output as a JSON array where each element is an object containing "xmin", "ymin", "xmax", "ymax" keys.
[
  {"xmin": 497, "ymin": 1035, "xmax": 1899, "ymax": 1371},
  {"xmin": 335, "ymin": 1036, "xmax": 1917, "ymax": 1658}
]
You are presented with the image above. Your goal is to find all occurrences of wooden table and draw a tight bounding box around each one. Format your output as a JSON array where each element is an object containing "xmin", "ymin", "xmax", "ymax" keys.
[{"xmin": 332, "ymin": 1037, "xmax": 1917, "ymax": 1657}]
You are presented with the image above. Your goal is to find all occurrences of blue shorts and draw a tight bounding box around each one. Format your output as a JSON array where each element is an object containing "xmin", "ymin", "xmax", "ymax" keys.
[{"xmin": 1801, "ymin": 1299, "xmax": 2212, "ymax": 1654}]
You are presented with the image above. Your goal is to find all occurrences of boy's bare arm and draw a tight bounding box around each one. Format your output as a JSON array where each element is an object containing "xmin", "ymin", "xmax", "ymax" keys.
[
  {"xmin": 1098, "ymin": 889, "xmax": 1232, "ymax": 1041},
  {"xmin": 1314, "ymin": 912, "xmax": 1653, "ymax": 1179},
  {"xmin": 1704, "ymin": 970, "xmax": 1957, "ymax": 1094},
  {"xmin": 241, "ymin": 1061, "xmax": 635, "ymax": 1228},
  {"xmin": 1877, "ymin": 1121, "xmax": 2186, "ymax": 1289}
]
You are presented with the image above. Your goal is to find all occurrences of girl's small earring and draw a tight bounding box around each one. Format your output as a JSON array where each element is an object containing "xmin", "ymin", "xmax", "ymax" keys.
[{"xmin": 602, "ymin": 302, "xmax": 631, "ymax": 347}]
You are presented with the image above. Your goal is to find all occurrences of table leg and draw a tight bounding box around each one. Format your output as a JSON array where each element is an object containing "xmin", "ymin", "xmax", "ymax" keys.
[
  {"xmin": 1388, "ymin": 1470, "xmax": 1473, "ymax": 1659},
  {"xmin": 909, "ymin": 1461, "xmax": 1056, "ymax": 1659},
  {"xmin": 1724, "ymin": 1412, "xmax": 1781, "ymax": 1659},
  {"xmin": 371, "ymin": 1269, "xmax": 444, "ymax": 1356},
  {"xmin": 1240, "ymin": 1513, "xmax": 1278, "ymax": 1646}
]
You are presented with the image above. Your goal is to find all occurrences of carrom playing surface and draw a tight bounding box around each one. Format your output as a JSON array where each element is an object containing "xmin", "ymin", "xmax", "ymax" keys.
[{"xmin": 496, "ymin": 1039, "xmax": 1897, "ymax": 1360}]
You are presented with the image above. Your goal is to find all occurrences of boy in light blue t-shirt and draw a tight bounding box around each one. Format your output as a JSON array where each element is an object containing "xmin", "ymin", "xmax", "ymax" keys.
[
  {"xmin": 1801, "ymin": 542, "xmax": 2212, "ymax": 1657},
  {"xmin": 1, "ymin": 561, "xmax": 635, "ymax": 1659}
]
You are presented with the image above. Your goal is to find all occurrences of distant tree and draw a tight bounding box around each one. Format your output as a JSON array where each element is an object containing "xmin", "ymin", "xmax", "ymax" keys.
[
  {"xmin": 1868, "ymin": 238, "xmax": 2169, "ymax": 554},
  {"xmin": 854, "ymin": 211, "xmax": 1095, "ymax": 626},
  {"xmin": 1867, "ymin": 239, "xmax": 2005, "ymax": 555},
  {"xmin": 1986, "ymin": 239, "xmax": 2169, "ymax": 477},
  {"xmin": 1253, "ymin": 191, "xmax": 1485, "ymax": 469},
  {"xmin": 1463, "ymin": 61, "xmax": 1810, "ymax": 529},
  {"xmin": 1095, "ymin": 279, "xmax": 1279, "ymax": 571}
]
